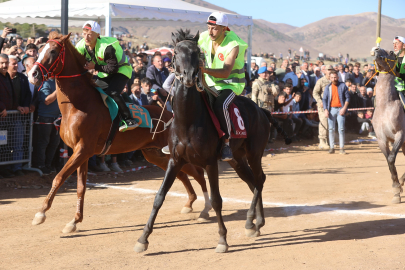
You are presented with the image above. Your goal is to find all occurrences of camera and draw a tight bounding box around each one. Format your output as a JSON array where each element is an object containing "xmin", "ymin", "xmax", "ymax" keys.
[{"xmin": 10, "ymin": 28, "xmax": 17, "ymax": 34}]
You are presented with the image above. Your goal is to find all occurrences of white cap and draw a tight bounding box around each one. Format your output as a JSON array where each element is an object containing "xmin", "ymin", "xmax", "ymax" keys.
[
  {"xmin": 207, "ymin": 12, "xmax": 228, "ymax": 27},
  {"xmin": 393, "ymin": 36, "xmax": 405, "ymax": 43},
  {"xmin": 82, "ymin": 20, "xmax": 101, "ymax": 35}
]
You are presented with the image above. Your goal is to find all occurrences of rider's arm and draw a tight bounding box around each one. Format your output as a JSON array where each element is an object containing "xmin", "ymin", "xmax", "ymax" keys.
[
  {"xmin": 203, "ymin": 46, "xmax": 239, "ymax": 78},
  {"xmin": 94, "ymin": 45, "xmax": 119, "ymax": 74}
]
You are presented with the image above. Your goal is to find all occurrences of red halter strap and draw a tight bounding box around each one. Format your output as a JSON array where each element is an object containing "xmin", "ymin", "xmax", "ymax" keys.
[{"xmin": 33, "ymin": 39, "xmax": 86, "ymax": 89}]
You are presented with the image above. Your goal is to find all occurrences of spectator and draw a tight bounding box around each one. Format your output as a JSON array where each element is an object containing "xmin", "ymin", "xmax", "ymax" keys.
[
  {"xmin": 357, "ymin": 110, "xmax": 373, "ymax": 136},
  {"xmin": 25, "ymin": 43, "xmax": 38, "ymax": 58},
  {"xmin": 362, "ymin": 69, "xmax": 376, "ymax": 89},
  {"xmin": 310, "ymin": 66, "xmax": 322, "ymax": 86},
  {"xmin": 273, "ymin": 91, "xmax": 293, "ymax": 138},
  {"xmin": 323, "ymin": 71, "xmax": 350, "ymax": 154},
  {"xmin": 128, "ymin": 84, "xmax": 142, "ymax": 105},
  {"xmin": 320, "ymin": 65, "xmax": 327, "ymax": 76},
  {"xmin": 362, "ymin": 64, "xmax": 369, "ymax": 76},
  {"xmin": 146, "ymin": 54, "xmax": 169, "ymax": 103},
  {"xmin": 346, "ymin": 83, "xmax": 360, "ymax": 132},
  {"xmin": 283, "ymin": 66, "xmax": 298, "ymax": 87},
  {"xmin": 300, "ymin": 62, "xmax": 313, "ymax": 88},
  {"xmin": 140, "ymin": 77, "xmax": 163, "ymax": 107},
  {"xmin": 358, "ymin": 86, "xmax": 372, "ymax": 108},
  {"xmin": 275, "ymin": 59, "xmax": 289, "ymax": 82},
  {"xmin": 32, "ymin": 78, "xmax": 60, "ymax": 175},
  {"xmin": 348, "ymin": 63, "xmax": 354, "ymax": 74},
  {"xmin": 261, "ymin": 61, "xmax": 267, "ymax": 68},
  {"xmin": 337, "ymin": 63, "xmax": 351, "ymax": 83},
  {"xmin": 297, "ymin": 78, "xmax": 311, "ymax": 111},
  {"xmin": 22, "ymin": 56, "xmax": 37, "ymax": 102},
  {"xmin": 15, "ymin": 37, "xmax": 24, "ymax": 51},
  {"xmin": 252, "ymin": 67, "xmax": 279, "ymax": 112},
  {"xmin": 352, "ymin": 65, "xmax": 364, "ymax": 86},
  {"xmin": 0, "ymin": 53, "xmax": 18, "ymax": 178},
  {"xmin": 345, "ymin": 78, "xmax": 352, "ymax": 89}
]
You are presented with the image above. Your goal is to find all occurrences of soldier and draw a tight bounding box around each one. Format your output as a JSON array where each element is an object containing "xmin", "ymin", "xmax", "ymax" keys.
[
  {"xmin": 252, "ymin": 66, "xmax": 279, "ymax": 112},
  {"xmin": 313, "ymin": 65, "xmax": 334, "ymax": 149}
]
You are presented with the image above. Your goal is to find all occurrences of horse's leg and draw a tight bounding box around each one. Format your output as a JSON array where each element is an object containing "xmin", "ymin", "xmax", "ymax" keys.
[
  {"xmin": 62, "ymin": 160, "xmax": 88, "ymax": 233},
  {"xmin": 32, "ymin": 145, "xmax": 91, "ymax": 226},
  {"xmin": 134, "ymin": 158, "xmax": 185, "ymax": 253},
  {"xmin": 228, "ymin": 155, "xmax": 263, "ymax": 237},
  {"xmin": 379, "ymin": 134, "xmax": 404, "ymax": 203},
  {"xmin": 399, "ymin": 143, "xmax": 405, "ymax": 186},
  {"xmin": 205, "ymin": 161, "xmax": 229, "ymax": 253},
  {"xmin": 141, "ymin": 149, "xmax": 197, "ymax": 214},
  {"xmin": 181, "ymin": 164, "xmax": 212, "ymax": 221}
]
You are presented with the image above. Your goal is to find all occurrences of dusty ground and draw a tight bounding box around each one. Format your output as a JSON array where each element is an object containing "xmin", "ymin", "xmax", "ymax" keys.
[{"xmin": 2, "ymin": 138, "xmax": 405, "ymax": 270}]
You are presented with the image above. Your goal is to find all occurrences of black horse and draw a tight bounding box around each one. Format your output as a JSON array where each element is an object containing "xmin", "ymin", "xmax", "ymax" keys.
[{"xmin": 134, "ymin": 29, "xmax": 290, "ymax": 253}]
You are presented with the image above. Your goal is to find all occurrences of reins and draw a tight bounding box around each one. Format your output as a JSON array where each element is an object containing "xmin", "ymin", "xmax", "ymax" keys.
[
  {"xmin": 34, "ymin": 39, "xmax": 87, "ymax": 89},
  {"xmin": 365, "ymin": 55, "xmax": 397, "ymax": 87}
]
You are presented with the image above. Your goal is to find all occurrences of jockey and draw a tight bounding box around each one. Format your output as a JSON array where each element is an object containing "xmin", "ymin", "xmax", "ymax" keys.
[
  {"xmin": 393, "ymin": 36, "xmax": 405, "ymax": 105},
  {"xmin": 76, "ymin": 21, "xmax": 138, "ymax": 132},
  {"xmin": 198, "ymin": 12, "xmax": 248, "ymax": 161}
]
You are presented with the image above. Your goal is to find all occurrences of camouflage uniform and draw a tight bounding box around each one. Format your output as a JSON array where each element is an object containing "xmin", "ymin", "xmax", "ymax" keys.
[
  {"xmin": 252, "ymin": 77, "xmax": 280, "ymax": 112},
  {"xmin": 313, "ymin": 76, "xmax": 331, "ymax": 148}
]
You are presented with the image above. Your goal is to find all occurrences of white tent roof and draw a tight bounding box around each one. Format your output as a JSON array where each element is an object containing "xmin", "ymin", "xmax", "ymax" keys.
[{"xmin": 0, "ymin": 0, "xmax": 253, "ymax": 27}]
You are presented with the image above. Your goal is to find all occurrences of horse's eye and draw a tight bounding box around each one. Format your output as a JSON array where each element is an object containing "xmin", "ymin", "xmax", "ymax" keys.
[{"xmin": 50, "ymin": 50, "xmax": 57, "ymax": 55}]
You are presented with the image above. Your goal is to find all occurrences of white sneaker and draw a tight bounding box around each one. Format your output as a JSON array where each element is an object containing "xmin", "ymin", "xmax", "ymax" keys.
[
  {"xmin": 110, "ymin": 162, "xmax": 123, "ymax": 173},
  {"xmin": 162, "ymin": 145, "xmax": 170, "ymax": 155},
  {"xmin": 99, "ymin": 162, "xmax": 111, "ymax": 172}
]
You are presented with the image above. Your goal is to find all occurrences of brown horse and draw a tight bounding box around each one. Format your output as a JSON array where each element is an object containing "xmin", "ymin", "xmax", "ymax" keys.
[
  {"xmin": 371, "ymin": 46, "xmax": 405, "ymax": 203},
  {"xmin": 27, "ymin": 32, "xmax": 211, "ymax": 233}
]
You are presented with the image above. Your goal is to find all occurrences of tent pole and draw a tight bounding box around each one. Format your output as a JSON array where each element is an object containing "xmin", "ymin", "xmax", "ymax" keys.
[
  {"xmin": 105, "ymin": 3, "xmax": 111, "ymax": 37},
  {"xmin": 247, "ymin": 24, "xmax": 252, "ymax": 80}
]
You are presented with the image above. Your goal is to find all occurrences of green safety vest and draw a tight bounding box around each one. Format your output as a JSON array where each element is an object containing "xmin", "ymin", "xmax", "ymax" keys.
[
  {"xmin": 198, "ymin": 30, "xmax": 248, "ymax": 95},
  {"xmin": 395, "ymin": 58, "xmax": 405, "ymax": 91},
  {"xmin": 75, "ymin": 37, "xmax": 132, "ymax": 79}
]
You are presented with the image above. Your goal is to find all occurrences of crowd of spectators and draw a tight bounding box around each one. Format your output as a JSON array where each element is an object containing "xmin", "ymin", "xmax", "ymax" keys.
[{"xmin": 0, "ymin": 25, "xmax": 379, "ymax": 178}]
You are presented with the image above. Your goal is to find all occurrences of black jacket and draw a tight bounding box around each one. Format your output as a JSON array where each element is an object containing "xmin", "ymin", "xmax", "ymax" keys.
[{"xmin": 14, "ymin": 73, "xmax": 32, "ymax": 107}]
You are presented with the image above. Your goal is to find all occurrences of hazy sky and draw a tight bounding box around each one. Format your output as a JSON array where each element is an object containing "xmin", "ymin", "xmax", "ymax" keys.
[{"xmin": 204, "ymin": 0, "xmax": 405, "ymax": 27}]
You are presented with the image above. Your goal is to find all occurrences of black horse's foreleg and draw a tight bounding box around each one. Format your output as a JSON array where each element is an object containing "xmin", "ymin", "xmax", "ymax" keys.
[
  {"xmin": 134, "ymin": 158, "xmax": 185, "ymax": 252},
  {"xmin": 206, "ymin": 161, "xmax": 229, "ymax": 253}
]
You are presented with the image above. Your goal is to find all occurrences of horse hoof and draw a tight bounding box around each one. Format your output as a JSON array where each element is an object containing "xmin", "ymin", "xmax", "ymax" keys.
[
  {"xmin": 134, "ymin": 242, "xmax": 149, "ymax": 253},
  {"xmin": 215, "ymin": 244, "xmax": 229, "ymax": 253},
  {"xmin": 32, "ymin": 212, "xmax": 46, "ymax": 225},
  {"xmin": 392, "ymin": 196, "xmax": 401, "ymax": 204},
  {"xmin": 245, "ymin": 228, "xmax": 260, "ymax": 237},
  {"xmin": 62, "ymin": 219, "xmax": 77, "ymax": 234},
  {"xmin": 197, "ymin": 211, "xmax": 210, "ymax": 222},
  {"xmin": 180, "ymin": 207, "xmax": 193, "ymax": 214}
]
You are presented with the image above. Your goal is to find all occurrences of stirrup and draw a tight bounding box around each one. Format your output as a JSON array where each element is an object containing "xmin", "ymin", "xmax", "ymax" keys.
[
  {"xmin": 119, "ymin": 120, "xmax": 138, "ymax": 132},
  {"xmin": 162, "ymin": 145, "xmax": 170, "ymax": 155}
]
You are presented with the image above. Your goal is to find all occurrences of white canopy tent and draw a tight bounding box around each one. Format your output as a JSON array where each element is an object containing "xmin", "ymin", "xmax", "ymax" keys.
[{"xmin": 0, "ymin": 0, "xmax": 253, "ymax": 71}]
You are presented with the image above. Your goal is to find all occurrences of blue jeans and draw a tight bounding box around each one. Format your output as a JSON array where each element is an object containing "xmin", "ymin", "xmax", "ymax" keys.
[{"xmin": 328, "ymin": 107, "xmax": 345, "ymax": 149}]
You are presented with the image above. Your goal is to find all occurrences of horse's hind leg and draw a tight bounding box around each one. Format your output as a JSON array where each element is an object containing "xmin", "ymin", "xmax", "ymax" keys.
[
  {"xmin": 228, "ymin": 154, "xmax": 264, "ymax": 237},
  {"xmin": 141, "ymin": 149, "xmax": 197, "ymax": 214},
  {"xmin": 32, "ymin": 146, "xmax": 92, "ymax": 226},
  {"xmin": 62, "ymin": 160, "xmax": 88, "ymax": 233},
  {"xmin": 134, "ymin": 158, "xmax": 185, "ymax": 253},
  {"xmin": 181, "ymin": 164, "xmax": 212, "ymax": 221},
  {"xmin": 399, "ymin": 143, "xmax": 405, "ymax": 186}
]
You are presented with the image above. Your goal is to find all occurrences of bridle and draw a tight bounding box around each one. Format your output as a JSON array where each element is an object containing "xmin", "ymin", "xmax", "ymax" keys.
[
  {"xmin": 374, "ymin": 51, "xmax": 397, "ymax": 76},
  {"xmin": 172, "ymin": 40, "xmax": 203, "ymax": 92},
  {"xmin": 33, "ymin": 39, "xmax": 87, "ymax": 87}
]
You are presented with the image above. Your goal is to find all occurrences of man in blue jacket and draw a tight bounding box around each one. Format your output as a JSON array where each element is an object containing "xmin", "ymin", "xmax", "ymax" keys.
[{"xmin": 323, "ymin": 71, "xmax": 350, "ymax": 154}]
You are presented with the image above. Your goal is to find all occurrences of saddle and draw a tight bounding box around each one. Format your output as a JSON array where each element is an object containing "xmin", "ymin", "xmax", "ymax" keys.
[{"xmin": 201, "ymin": 92, "xmax": 247, "ymax": 139}]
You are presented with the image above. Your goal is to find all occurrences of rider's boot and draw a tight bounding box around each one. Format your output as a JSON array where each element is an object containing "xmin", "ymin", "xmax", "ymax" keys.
[
  {"xmin": 221, "ymin": 141, "xmax": 233, "ymax": 162},
  {"xmin": 112, "ymin": 93, "xmax": 139, "ymax": 132}
]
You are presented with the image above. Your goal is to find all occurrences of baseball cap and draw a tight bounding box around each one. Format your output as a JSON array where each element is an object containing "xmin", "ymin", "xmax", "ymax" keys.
[
  {"xmin": 393, "ymin": 36, "xmax": 405, "ymax": 43},
  {"xmin": 326, "ymin": 65, "xmax": 334, "ymax": 70},
  {"xmin": 258, "ymin": 66, "xmax": 268, "ymax": 74},
  {"xmin": 366, "ymin": 88, "xmax": 373, "ymax": 93},
  {"xmin": 207, "ymin": 12, "xmax": 230, "ymax": 31},
  {"xmin": 163, "ymin": 57, "xmax": 171, "ymax": 63},
  {"xmin": 82, "ymin": 21, "xmax": 101, "ymax": 35}
]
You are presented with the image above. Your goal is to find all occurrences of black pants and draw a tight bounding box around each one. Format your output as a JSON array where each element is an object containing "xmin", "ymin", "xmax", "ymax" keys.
[
  {"xmin": 95, "ymin": 73, "xmax": 132, "ymax": 120},
  {"xmin": 32, "ymin": 116, "xmax": 60, "ymax": 168},
  {"xmin": 213, "ymin": 89, "xmax": 236, "ymax": 140}
]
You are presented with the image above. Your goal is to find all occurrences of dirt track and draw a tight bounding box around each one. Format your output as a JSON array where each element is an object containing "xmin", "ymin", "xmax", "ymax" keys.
[{"xmin": 2, "ymin": 139, "xmax": 405, "ymax": 269}]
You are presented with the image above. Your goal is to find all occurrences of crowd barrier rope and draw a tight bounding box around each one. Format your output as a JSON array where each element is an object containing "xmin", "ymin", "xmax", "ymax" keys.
[{"xmin": 271, "ymin": 107, "xmax": 375, "ymax": 115}]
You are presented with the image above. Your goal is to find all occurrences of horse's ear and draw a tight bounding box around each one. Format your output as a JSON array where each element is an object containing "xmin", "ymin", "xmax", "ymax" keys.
[
  {"xmin": 193, "ymin": 31, "xmax": 199, "ymax": 43},
  {"xmin": 171, "ymin": 32, "xmax": 178, "ymax": 45},
  {"xmin": 60, "ymin": 32, "xmax": 72, "ymax": 43}
]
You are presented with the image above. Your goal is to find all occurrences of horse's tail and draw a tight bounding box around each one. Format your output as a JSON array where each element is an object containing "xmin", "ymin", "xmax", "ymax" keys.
[{"xmin": 260, "ymin": 108, "xmax": 292, "ymax": 145}]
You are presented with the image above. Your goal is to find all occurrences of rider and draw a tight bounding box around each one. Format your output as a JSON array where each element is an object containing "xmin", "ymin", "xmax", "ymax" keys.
[
  {"xmin": 76, "ymin": 21, "xmax": 138, "ymax": 132},
  {"xmin": 393, "ymin": 36, "xmax": 405, "ymax": 106},
  {"xmin": 198, "ymin": 12, "xmax": 248, "ymax": 161}
]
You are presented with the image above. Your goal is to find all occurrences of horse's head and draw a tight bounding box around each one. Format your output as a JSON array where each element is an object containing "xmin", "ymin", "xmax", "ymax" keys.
[
  {"xmin": 171, "ymin": 29, "xmax": 200, "ymax": 88},
  {"xmin": 370, "ymin": 47, "xmax": 397, "ymax": 75},
  {"xmin": 28, "ymin": 32, "xmax": 71, "ymax": 86}
]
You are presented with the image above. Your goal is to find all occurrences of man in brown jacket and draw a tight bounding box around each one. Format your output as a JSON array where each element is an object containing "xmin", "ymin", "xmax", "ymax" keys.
[
  {"xmin": 252, "ymin": 66, "xmax": 279, "ymax": 112},
  {"xmin": 313, "ymin": 65, "xmax": 334, "ymax": 149}
]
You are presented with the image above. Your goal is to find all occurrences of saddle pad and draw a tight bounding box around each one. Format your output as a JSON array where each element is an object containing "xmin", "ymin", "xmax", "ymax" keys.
[
  {"xmin": 201, "ymin": 92, "xmax": 247, "ymax": 139},
  {"xmin": 95, "ymin": 87, "xmax": 153, "ymax": 128}
]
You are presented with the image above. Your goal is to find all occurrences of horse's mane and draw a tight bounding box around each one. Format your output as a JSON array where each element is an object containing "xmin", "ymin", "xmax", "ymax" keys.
[
  {"xmin": 172, "ymin": 29, "xmax": 197, "ymax": 44},
  {"xmin": 48, "ymin": 31, "xmax": 97, "ymax": 87}
]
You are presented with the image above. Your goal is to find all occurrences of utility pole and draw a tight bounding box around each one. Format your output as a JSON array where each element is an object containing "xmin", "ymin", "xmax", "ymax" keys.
[
  {"xmin": 61, "ymin": 0, "xmax": 68, "ymax": 35},
  {"xmin": 376, "ymin": 0, "xmax": 382, "ymax": 47}
]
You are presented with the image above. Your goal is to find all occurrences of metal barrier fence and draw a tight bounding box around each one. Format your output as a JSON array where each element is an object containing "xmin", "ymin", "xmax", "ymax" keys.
[{"xmin": 0, "ymin": 110, "xmax": 41, "ymax": 174}]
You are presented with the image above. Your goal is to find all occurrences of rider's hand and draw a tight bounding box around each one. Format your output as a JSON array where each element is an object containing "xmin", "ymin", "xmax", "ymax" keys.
[
  {"xmin": 199, "ymin": 59, "xmax": 205, "ymax": 73},
  {"xmin": 84, "ymin": 61, "xmax": 95, "ymax": 70},
  {"xmin": 1, "ymin": 27, "xmax": 12, "ymax": 39}
]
